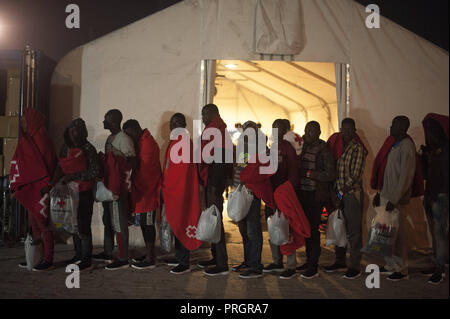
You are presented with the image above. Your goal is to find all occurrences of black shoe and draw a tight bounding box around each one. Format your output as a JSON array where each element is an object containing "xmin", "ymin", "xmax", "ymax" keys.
[
  {"xmin": 65, "ymin": 255, "xmax": 82, "ymax": 266},
  {"xmin": 105, "ymin": 260, "xmax": 129, "ymax": 270},
  {"xmin": 323, "ymin": 262, "xmax": 347, "ymax": 273},
  {"xmin": 163, "ymin": 258, "xmax": 179, "ymax": 267},
  {"xmin": 131, "ymin": 255, "xmax": 146, "ymax": 263},
  {"xmin": 379, "ymin": 266, "xmax": 393, "ymax": 276},
  {"xmin": 197, "ymin": 259, "xmax": 216, "ymax": 269},
  {"xmin": 420, "ymin": 267, "xmax": 436, "ymax": 277},
  {"xmin": 263, "ymin": 263, "xmax": 284, "ymax": 273},
  {"xmin": 279, "ymin": 269, "xmax": 297, "ymax": 280},
  {"xmin": 92, "ymin": 252, "xmax": 113, "ymax": 264},
  {"xmin": 232, "ymin": 262, "xmax": 250, "ymax": 272},
  {"xmin": 342, "ymin": 268, "xmax": 361, "ymax": 279},
  {"xmin": 18, "ymin": 262, "xmax": 28, "ymax": 269},
  {"xmin": 32, "ymin": 261, "xmax": 54, "ymax": 272},
  {"xmin": 204, "ymin": 266, "xmax": 229, "ymax": 276},
  {"xmin": 78, "ymin": 261, "xmax": 94, "ymax": 271},
  {"xmin": 301, "ymin": 269, "xmax": 319, "ymax": 279},
  {"xmin": 295, "ymin": 263, "xmax": 308, "ymax": 272},
  {"xmin": 170, "ymin": 264, "xmax": 191, "ymax": 275},
  {"xmin": 387, "ymin": 272, "xmax": 409, "ymax": 281},
  {"xmin": 239, "ymin": 269, "xmax": 263, "ymax": 279},
  {"xmin": 131, "ymin": 260, "xmax": 156, "ymax": 270},
  {"xmin": 427, "ymin": 271, "xmax": 445, "ymax": 285}
]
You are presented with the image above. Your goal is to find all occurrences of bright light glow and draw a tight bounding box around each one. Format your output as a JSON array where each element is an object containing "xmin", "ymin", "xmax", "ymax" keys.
[{"xmin": 225, "ymin": 63, "xmax": 238, "ymax": 69}]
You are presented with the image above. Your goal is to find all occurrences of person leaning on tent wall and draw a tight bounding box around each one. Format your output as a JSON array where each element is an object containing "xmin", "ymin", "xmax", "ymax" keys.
[
  {"xmin": 45, "ymin": 118, "xmax": 100, "ymax": 271},
  {"xmin": 230, "ymin": 121, "xmax": 265, "ymax": 279},
  {"xmin": 419, "ymin": 113, "xmax": 449, "ymax": 285},
  {"xmin": 372, "ymin": 115, "xmax": 422, "ymax": 282},
  {"xmin": 324, "ymin": 118, "xmax": 368, "ymax": 279},
  {"xmin": 297, "ymin": 121, "xmax": 336, "ymax": 279},
  {"xmin": 262, "ymin": 119, "xmax": 300, "ymax": 279}
]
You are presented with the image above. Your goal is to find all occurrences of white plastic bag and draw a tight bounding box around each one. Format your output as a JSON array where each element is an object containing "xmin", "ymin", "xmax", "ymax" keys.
[
  {"xmin": 24, "ymin": 234, "xmax": 42, "ymax": 271},
  {"xmin": 227, "ymin": 184, "xmax": 254, "ymax": 222},
  {"xmin": 362, "ymin": 206, "xmax": 400, "ymax": 257},
  {"xmin": 160, "ymin": 205, "xmax": 175, "ymax": 252},
  {"xmin": 267, "ymin": 210, "xmax": 290, "ymax": 246},
  {"xmin": 95, "ymin": 181, "xmax": 116, "ymax": 202},
  {"xmin": 325, "ymin": 209, "xmax": 348, "ymax": 247},
  {"xmin": 196, "ymin": 205, "xmax": 222, "ymax": 244},
  {"xmin": 50, "ymin": 182, "xmax": 79, "ymax": 234}
]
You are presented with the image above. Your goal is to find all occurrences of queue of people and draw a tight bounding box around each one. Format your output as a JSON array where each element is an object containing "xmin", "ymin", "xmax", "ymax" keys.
[{"xmin": 10, "ymin": 104, "xmax": 448, "ymax": 286}]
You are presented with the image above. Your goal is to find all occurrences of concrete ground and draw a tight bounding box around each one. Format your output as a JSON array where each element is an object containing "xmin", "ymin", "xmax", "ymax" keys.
[{"xmin": 0, "ymin": 212, "xmax": 448, "ymax": 299}]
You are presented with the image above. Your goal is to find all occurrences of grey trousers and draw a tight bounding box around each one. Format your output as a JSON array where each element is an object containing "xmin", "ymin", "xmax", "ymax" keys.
[
  {"xmin": 269, "ymin": 241, "xmax": 297, "ymax": 270},
  {"xmin": 335, "ymin": 191, "xmax": 363, "ymax": 270},
  {"xmin": 110, "ymin": 195, "xmax": 130, "ymax": 262}
]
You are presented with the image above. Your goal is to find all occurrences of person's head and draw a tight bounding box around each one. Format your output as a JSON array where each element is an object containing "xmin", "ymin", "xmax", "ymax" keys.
[
  {"xmin": 201, "ymin": 103, "xmax": 219, "ymax": 126},
  {"xmin": 66, "ymin": 118, "xmax": 88, "ymax": 147},
  {"xmin": 242, "ymin": 120, "xmax": 258, "ymax": 145},
  {"xmin": 425, "ymin": 118, "xmax": 447, "ymax": 148},
  {"xmin": 282, "ymin": 119, "xmax": 291, "ymax": 132},
  {"xmin": 272, "ymin": 119, "xmax": 288, "ymax": 142},
  {"xmin": 103, "ymin": 109, "xmax": 123, "ymax": 131},
  {"xmin": 341, "ymin": 118, "xmax": 356, "ymax": 144},
  {"xmin": 390, "ymin": 116, "xmax": 410, "ymax": 140},
  {"xmin": 123, "ymin": 119, "xmax": 143, "ymax": 145},
  {"xmin": 304, "ymin": 121, "xmax": 321, "ymax": 145},
  {"xmin": 170, "ymin": 113, "xmax": 187, "ymax": 131},
  {"xmin": 235, "ymin": 122, "xmax": 243, "ymax": 129},
  {"xmin": 256, "ymin": 122, "xmax": 262, "ymax": 128}
]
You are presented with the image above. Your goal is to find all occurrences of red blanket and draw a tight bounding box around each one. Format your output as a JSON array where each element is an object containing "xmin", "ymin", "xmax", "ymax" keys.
[
  {"xmin": 10, "ymin": 109, "xmax": 57, "ymax": 224},
  {"xmin": 162, "ymin": 132, "xmax": 202, "ymax": 251},
  {"xmin": 240, "ymin": 153, "xmax": 276, "ymax": 209},
  {"xmin": 198, "ymin": 115, "xmax": 233, "ymax": 187},
  {"xmin": 99, "ymin": 151, "xmax": 132, "ymax": 196},
  {"xmin": 370, "ymin": 135, "xmax": 424, "ymax": 197},
  {"xmin": 59, "ymin": 148, "xmax": 94, "ymax": 192},
  {"xmin": 327, "ymin": 132, "xmax": 367, "ymax": 161},
  {"xmin": 274, "ymin": 181, "xmax": 311, "ymax": 256},
  {"xmin": 131, "ymin": 129, "xmax": 162, "ymax": 213}
]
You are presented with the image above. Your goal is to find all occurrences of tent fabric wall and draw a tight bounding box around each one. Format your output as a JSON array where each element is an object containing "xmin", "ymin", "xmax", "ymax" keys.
[{"xmin": 49, "ymin": 0, "xmax": 448, "ymax": 247}]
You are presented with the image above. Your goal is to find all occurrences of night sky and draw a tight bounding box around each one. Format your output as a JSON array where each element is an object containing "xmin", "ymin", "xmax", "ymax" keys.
[{"xmin": 0, "ymin": 0, "xmax": 448, "ymax": 63}]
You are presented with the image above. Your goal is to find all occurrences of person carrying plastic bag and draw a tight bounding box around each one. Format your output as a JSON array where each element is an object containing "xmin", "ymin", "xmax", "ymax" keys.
[
  {"xmin": 50, "ymin": 182, "xmax": 79, "ymax": 234},
  {"xmin": 325, "ymin": 209, "xmax": 348, "ymax": 248}
]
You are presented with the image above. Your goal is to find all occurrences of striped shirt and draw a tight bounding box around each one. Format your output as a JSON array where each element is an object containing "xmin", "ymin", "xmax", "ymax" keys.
[{"xmin": 336, "ymin": 139, "xmax": 367, "ymax": 194}]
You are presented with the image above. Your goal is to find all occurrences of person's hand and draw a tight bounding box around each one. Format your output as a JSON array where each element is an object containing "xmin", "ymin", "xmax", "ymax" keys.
[
  {"xmin": 373, "ymin": 192, "xmax": 380, "ymax": 207},
  {"xmin": 385, "ymin": 201, "xmax": 395, "ymax": 212},
  {"xmin": 40, "ymin": 185, "xmax": 52, "ymax": 197}
]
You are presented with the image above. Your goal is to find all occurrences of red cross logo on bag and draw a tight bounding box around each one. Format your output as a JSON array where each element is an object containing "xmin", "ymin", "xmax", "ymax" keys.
[
  {"xmin": 57, "ymin": 199, "xmax": 66, "ymax": 209},
  {"xmin": 185, "ymin": 225, "xmax": 197, "ymax": 239}
]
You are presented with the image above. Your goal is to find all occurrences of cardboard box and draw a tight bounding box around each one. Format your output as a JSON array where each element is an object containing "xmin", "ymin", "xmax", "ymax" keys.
[
  {"xmin": 0, "ymin": 116, "xmax": 19, "ymax": 138},
  {"xmin": 5, "ymin": 69, "xmax": 20, "ymax": 116},
  {"xmin": 3, "ymin": 138, "xmax": 18, "ymax": 175}
]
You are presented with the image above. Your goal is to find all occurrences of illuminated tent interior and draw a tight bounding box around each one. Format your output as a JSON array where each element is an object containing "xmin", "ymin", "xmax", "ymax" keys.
[{"xmin": 214, "ymin": 60, "xmax": 339, "ymax": 141}]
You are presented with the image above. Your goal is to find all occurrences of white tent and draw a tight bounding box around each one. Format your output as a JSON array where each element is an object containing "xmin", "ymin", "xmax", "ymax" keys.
[{"xmin": 49, "ymin": 0, "xmax": 448, "ymax": 246}]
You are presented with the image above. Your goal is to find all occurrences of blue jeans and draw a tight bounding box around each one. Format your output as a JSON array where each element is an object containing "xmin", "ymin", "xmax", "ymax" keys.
[
  {"xmin": 238, "ymin": 197, "xmax": 263, "ymax": 272},
  {"xmin": 425, "ymin": 193, "xmax": 449, "ymax": 271}
]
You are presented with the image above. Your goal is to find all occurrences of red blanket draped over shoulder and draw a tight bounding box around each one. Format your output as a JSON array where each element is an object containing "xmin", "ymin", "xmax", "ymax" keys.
[
  {"xmin": 9, "ymin": 109, "xmax": 57, "ymax": 224},
  {"xmin": 131, "ymin": 129, "xmax": 162, "ymax": 213},
  {"xmin": 59, "ymin": 148, "xmax": 94, "ymax": 192},
  {"xmin": 422, "ymin": 113, "xmax": 449, "ymax": 139},
  {"xmin": 240, "ymin": 153, "xmax": 276, "ymax": 209},
  {"xmin": 370, "ymin": 135, "xmax": 424, "ymax": 197},
  {"xmin": 198, "ymin": 115, "xmax": 234, "ymax": 187},
  {"xmin": 162, "ymin": 131, "xmax": 202, "ymax": 250},
  {"xmin": 98, "ymin": 151, "xmax": 131, "ymax": 196},
  {"xmin": 327, "ymin": 132, "xmax": 367, "ymax": 161},
  {"xmin": 274, "ymin": 181, "xmax": 311, "ymax": 256}
]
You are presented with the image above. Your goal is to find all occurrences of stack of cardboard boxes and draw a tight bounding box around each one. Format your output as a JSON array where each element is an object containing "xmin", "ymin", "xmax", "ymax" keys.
[{"xmin": 1, "ymin": 67, "xmax": 20, "ymax": 177}]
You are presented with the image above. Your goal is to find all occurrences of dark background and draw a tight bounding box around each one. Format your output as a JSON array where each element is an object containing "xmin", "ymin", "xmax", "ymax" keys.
[{"xmin": 0, "ymin": 0, "xmax": 448, "ymax": 63}]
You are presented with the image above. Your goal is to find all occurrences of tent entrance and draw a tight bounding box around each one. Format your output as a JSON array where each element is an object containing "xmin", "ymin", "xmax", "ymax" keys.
[{"xmin": 205, "ymin": 59, "xmax": 347, "ymax": 141}]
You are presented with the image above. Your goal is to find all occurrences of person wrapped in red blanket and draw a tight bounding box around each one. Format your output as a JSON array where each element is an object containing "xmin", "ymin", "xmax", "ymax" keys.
[
  {"xmin": 160, "ymin": 113, "xmax": 203, "ymax": 274},
  {"xmin": 370, "ymin": 116, "xmax": 424, "ymax": 281},
  {"xmin": 95, "ymin": 109, "xmax": 137, "ymax": 270},
  {"xmin": 10, "ymin": 108, "xmax": 57, "ymax": 271},
  {"xmin": 123, "ymin": 119, "xmax": 162, "ymax": 270},
  {"xmin": 47, "ymin": 118, "xmax": 99, "ymax": 271}
]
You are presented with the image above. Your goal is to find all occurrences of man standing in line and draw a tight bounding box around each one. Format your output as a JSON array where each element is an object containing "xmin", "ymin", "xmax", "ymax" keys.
[
  {"xmin": 325, "ymin": 118, "xmax": 367, "ymax": 279},
  {"xmin": 297, "ymin": 121, "xmax": 335, "ymax": 279}
]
